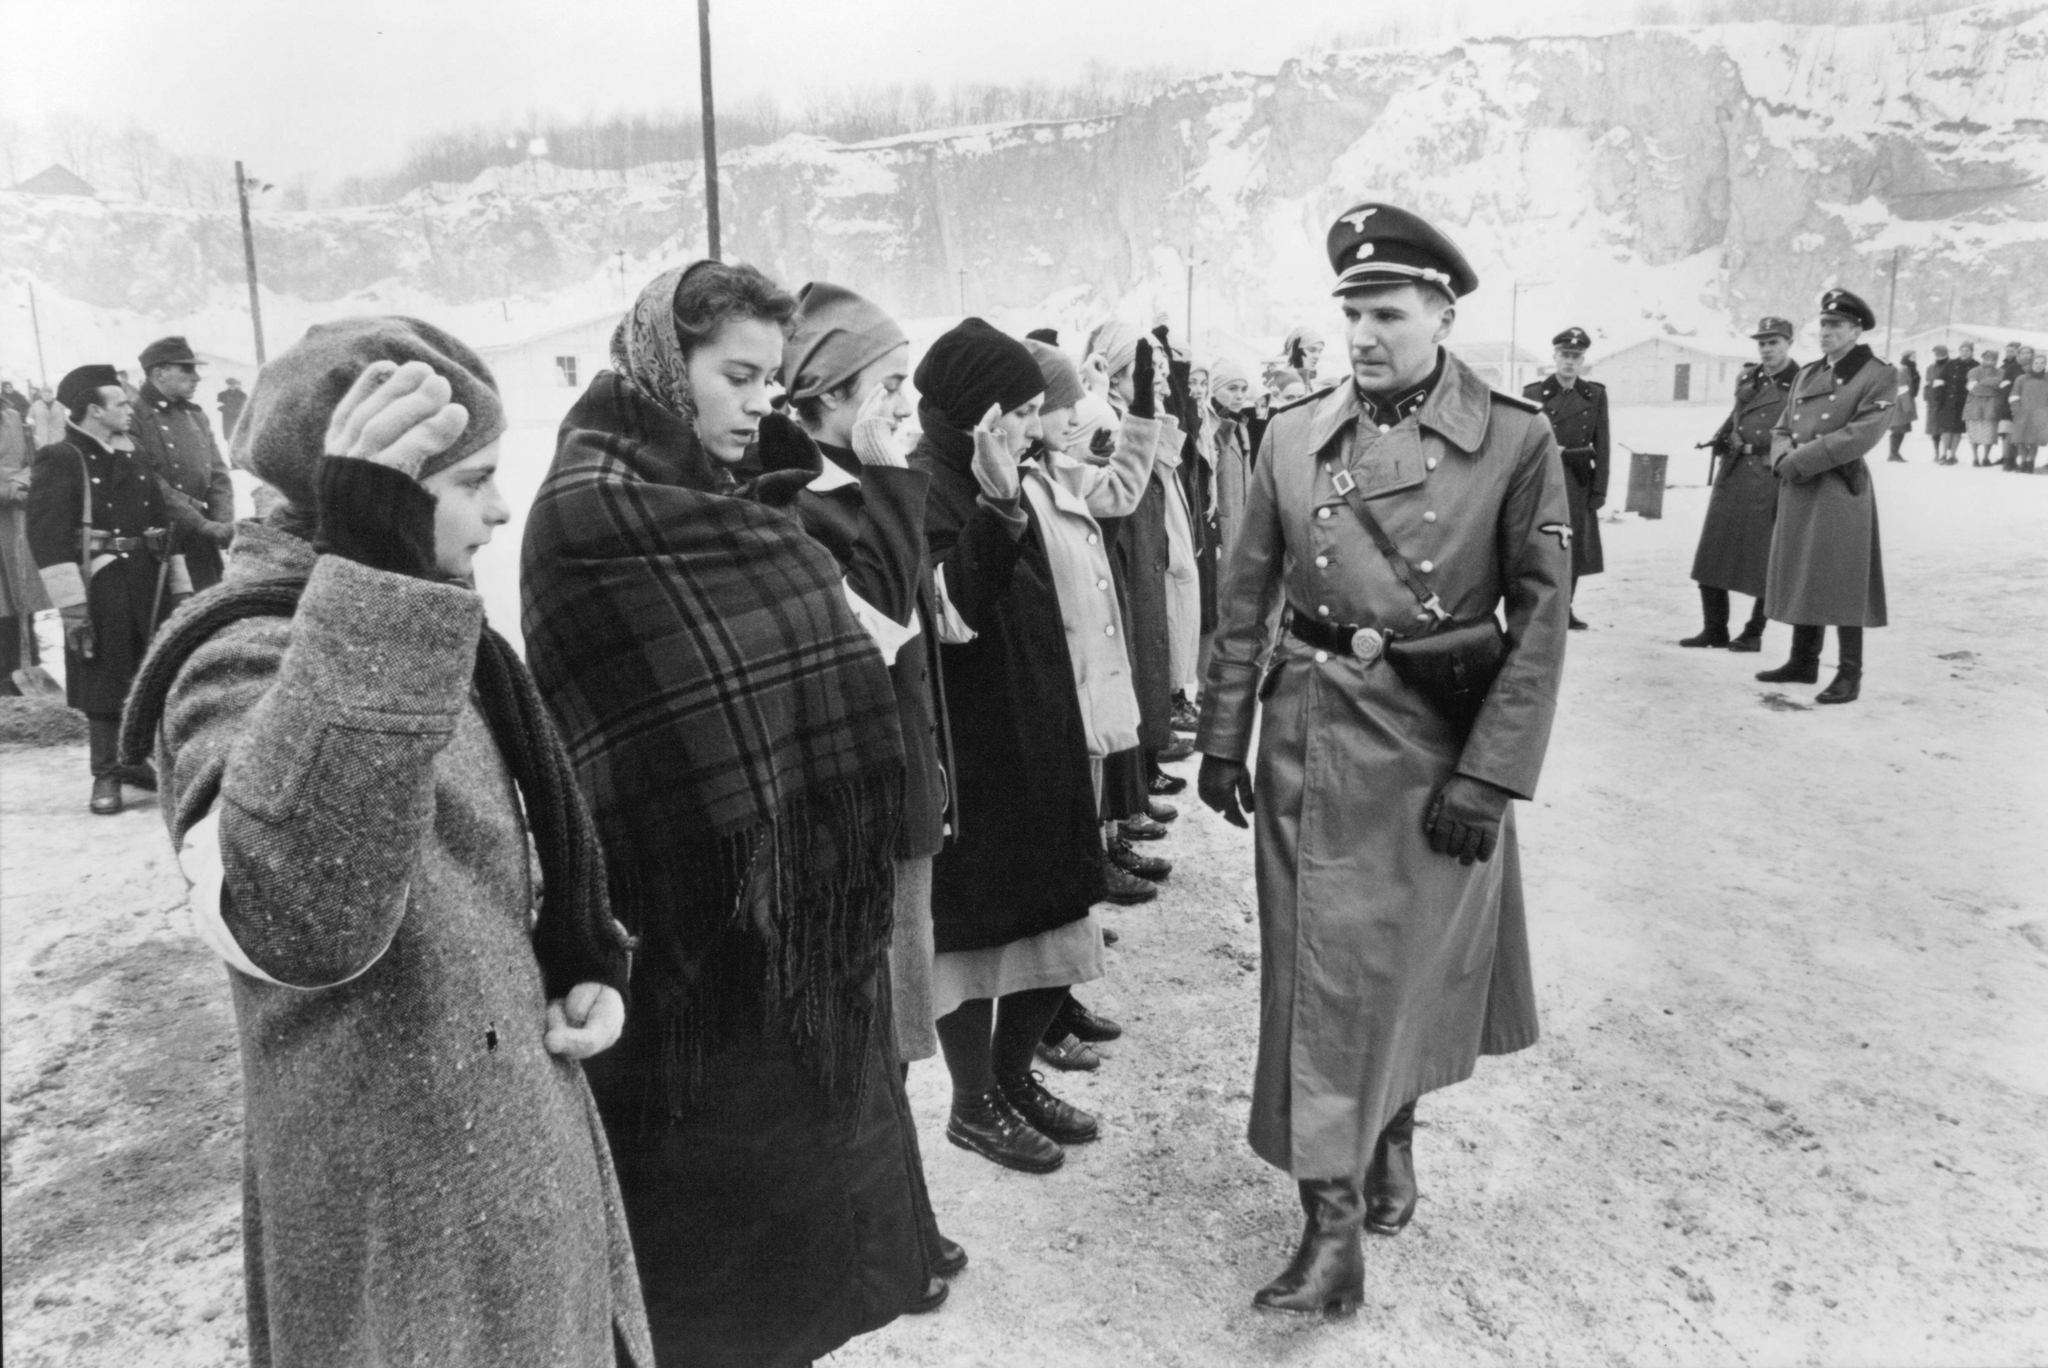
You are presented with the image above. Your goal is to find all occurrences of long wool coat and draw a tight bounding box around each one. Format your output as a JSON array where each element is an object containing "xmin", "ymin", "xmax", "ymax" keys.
[
  {"xmin": 1198, "ymin": 354, "xmax": 1570, "ymax": 1180},
  {"xmin": 0, "ymin": 409, "xmax": 49, "ymax": 622},
  {"xmin": 1924, "ymin": 356, "xmax": 1966, "ymax": 435},
  {"xmin": 130, "ymin": 380, "xmax": 236, "ymax": 590},
  {"xmin": 912, "ymin": 427, "xmax": 1104, "ymax": 955},
  {"xmin": 151, "ymin": 522, "xmax": 653, "ymax": 1368},
  {"xmin": 1692, "ymin": 360, "xmax": 1795, "ymax": 599},
  {"xmin": 1765, "ymin": 346, "xmax": 1892, "ymax": 628},
  {"xmin": 1524, "ymin": 374, "xmax": 1608, "ymax": 577},
  {"xmin": 2012, "ymin": 372, "xmax": 2048, "ymax": 445}
]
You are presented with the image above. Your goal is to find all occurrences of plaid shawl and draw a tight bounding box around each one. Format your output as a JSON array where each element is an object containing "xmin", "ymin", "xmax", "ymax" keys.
[{"xmin": 522, "ymin": 303, "xmax": 905, "ymax": 1126}]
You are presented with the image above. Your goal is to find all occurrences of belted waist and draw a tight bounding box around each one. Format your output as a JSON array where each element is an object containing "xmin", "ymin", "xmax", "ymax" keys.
[
  {"xmin": 1286, "ymin": 606, "xmax": 1399, "ymax": 663},
  {"xmin": 87, "ymin": 529, "xmax": 167, "ymax": 555}
]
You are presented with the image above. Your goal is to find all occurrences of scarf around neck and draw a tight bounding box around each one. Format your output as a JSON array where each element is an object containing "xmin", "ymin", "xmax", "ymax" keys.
[{"xmin": 525, "ymin": 275, "xmax": 906, "ymax": 1126}]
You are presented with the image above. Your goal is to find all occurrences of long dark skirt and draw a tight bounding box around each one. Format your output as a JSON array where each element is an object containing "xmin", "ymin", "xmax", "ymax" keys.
[{"xmin": 590, "ymin": 983, "xmax": 929, "ymax": 1368}]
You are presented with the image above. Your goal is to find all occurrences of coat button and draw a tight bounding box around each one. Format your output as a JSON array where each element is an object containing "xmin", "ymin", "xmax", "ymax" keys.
[
  {"xmin": 1426, "ymin": 458, "xmax": 1439, "ymax": 471},
  {"xmin": 1317, "ymin": 604, "xmax": 1331, "ymax": 616},
  {"xmin": 1087, "ymin": 533, "xmax": 1098, "ymax": 545},
  {"xmin": 1423, "ymin": 511, "xmax": 1437, "ymax": 523},
  {"xmin": 1314, "ymin": 556, "xmax": 1329, "ymax": 568},
  {"xmin": 1377, "ymin": 423, "xmax": 1391, "ymax": 433},
  {"xmin": 1097, "ymin": 579, "xmax": 1109, "ymax": 591},
  {"xmin": 1104, "ymin": 624, "xmax": 1115, "ymax": 636},
  {"xmin": 1317, "ymin": 508, "xmax": 1333, "ymax": 520},
  {"xmin": 1314, "ymin": 650, "xmax": 1330, "ymax": 663},
  {"xmin": 1419, "ymin": 560, "xmax": 1435, "ymax": 572}
]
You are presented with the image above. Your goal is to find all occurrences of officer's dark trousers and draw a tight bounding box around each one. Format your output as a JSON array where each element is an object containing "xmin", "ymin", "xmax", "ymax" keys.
[
  {"xmin": 86, "ymin": 712, "xmax": 122, "ymax": 777},
  {"xmin": 1789, "ymin": 624, "xmax": 1863, "ymax": 675},
  {"xmin": 1699, "ymin": 587, "xmax": 1766, "ymax": 637}
]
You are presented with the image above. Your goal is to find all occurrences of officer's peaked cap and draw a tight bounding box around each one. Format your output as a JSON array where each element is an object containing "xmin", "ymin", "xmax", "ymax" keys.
[
  {"xmin": 1326, "ymin": 203, "xmax": 1478, "ymax": 301},
  {"xmin": 1552, "ymin": 327, "xmax": 1592, "ymax": 351},
  {"xmin": 1817, "ymin": 289, "xmax": 1876, "ymax": 331}
]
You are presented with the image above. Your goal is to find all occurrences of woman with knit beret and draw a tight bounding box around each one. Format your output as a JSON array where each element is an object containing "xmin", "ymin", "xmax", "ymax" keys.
[
  {"xmin": 912, "ymin": 317, "xmax": 1110, "ymax": 1173},
  {"xmin": 522, "ymin": 260, "xmax": 932, "ymax": 1365},
  {"xmin": 123, "ymin": 317, "xmax": 654, "ymax": 1367}
]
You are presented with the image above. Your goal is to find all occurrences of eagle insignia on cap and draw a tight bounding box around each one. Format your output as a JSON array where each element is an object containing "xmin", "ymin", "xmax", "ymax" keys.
[{"xmin": 1342, "ymin": 208, "xmax": 1379, "ymax": 232}]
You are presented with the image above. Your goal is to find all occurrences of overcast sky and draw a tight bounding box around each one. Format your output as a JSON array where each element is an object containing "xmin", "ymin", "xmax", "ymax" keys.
[{"xmin": 4, "ymin": 0, "xmax": 1642, "ymax": 185}]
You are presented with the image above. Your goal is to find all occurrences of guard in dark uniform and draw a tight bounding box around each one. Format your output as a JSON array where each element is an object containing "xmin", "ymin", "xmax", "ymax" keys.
[
  {"xmin": 1681, "ymin": 316, "xmax": 1798, "ymax": 651},
  {"xmin": 1197, "ymin": 202, "xmax": 1569, "ymax": 1317},
  {"xmin": 28, "ymin": 365, "xmax": 192, "ymax": 813},
  {"xmin": 1523, "ymin": 328, "xmax": 1607, "ymax": 629},
  {"xmin": 128, "ymin": 335, "xmax": 236, "ymax": 590}
]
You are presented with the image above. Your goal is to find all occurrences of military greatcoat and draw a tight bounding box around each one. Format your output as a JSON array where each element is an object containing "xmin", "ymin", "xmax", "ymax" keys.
[
  {"xmin": 1197, "ymin": 350, "xmax": 1571, "ymax": 1182},
  {"xmin": 1765, "ymin": 345, "xmax": 1892, "ymax": 628},
  {"xmin": 1691, "ymin": 359, "xmax": 1795, "ymax": 599},
  {"xmin": 1523, "ymin": 373, "xmax": 1608, "ymax": 577},
  {"xmin": 129, "ymin": 380, "xmax": 237, "ymax": 590}
]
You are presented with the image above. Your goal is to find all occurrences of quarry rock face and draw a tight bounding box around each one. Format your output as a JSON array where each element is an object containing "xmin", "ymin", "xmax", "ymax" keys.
[{"xmin": 3, "ymin": 2, "xmax": 2041, "ymax": 357}]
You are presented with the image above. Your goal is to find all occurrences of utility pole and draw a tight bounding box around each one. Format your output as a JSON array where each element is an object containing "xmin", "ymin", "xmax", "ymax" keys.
[
  {"xmin": 697, "ymin": 0, "xmax": 721, "ymax": 259},
  {"xmin": 957, "ymin": 269, "xmax": 966, "ymax": 314},
  {"xmin": 1508, "ymin": 282, "xmax": 1522, "ymax": 393},
  {"xmin": 1185, "ymin": 248, "xmax": 1196, "ymax": 345},
  {"xmin": 1884, "ymin": 247, "xmax": 1902, "ymax": 357},
  {"xmin": 26, "ymin": 282, "xmax": 46, "ymax": 385},
  {"xmin": 235, "ymin": 160, "xmax": 267, "ymax": 364}
]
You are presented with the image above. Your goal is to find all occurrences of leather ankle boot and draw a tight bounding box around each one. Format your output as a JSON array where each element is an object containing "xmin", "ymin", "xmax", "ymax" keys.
[
  {"xmin": 1756, "ymin": 626, "xmax": 1822, "ymax": 684},
  {"xmin": 998, "ymin": 1070, "xmax": 1100, "ymax": 1144},
  {"xmin": 1253, "ymin": 1179, "xmax": 1366, "ymax": 1316},
  {"xmin": 1364, "ymin": 1102, "xmax": 1418, "ymax": 1236},
  {"xmin": 89, "ymin": 773, "xmax": 124, "ymax": 815},
  {"xmin": 946, "ymin": 1086, "xmax": 1064, "ymax": 1173}
]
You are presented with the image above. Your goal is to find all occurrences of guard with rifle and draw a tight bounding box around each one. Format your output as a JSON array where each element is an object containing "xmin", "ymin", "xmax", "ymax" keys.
[
  {"xmin": 28, "ymin": 365, "xmax": 192, "ymax": 813},
  {"xmin": 1680, "ymin": 316, "xmax": 1798, "ymax": 651},
  {"xmin": 1523, "ymin": 327, "xmax": 1607, "ymax": 629},
  {"xmin": 1754, "ymin": 289, "xmax": 1892, "ymax": 706}
]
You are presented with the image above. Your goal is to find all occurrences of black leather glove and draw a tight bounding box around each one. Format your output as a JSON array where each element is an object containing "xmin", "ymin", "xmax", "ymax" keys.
[
  {"xmin": 1423, "ymin": 774, "xmax": 1512, "ymax": 865},
  {"xmin": 1130, "ymin": 339, "xmax": 1156, "ymax": 420},
  {"xmin": 755, "ymin": 410, "xmax": 823, "ymax": 478},
  {"xmin": 1197, "ymin": 755, "xmax": 1255, "ymax": 829}
]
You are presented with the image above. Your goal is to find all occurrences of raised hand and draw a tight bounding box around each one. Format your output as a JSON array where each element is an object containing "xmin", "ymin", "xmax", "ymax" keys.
[
  {"xmin": 1131, "ymin": 339, "xmax": 1157, "ymax": 420},
  {"xmin": 851, "ymin": 415, "xmax": 908, "ymax": 469},
  {"xmin": 971, "ymin": 403, "xmax": 1022, "ymax": 503},
  {"xmin": 323, "ymin": 360, "xmax": 470, "ymax": 480}
]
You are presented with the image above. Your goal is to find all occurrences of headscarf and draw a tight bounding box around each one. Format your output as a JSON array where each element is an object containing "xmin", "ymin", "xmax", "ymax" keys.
[
  {"xmin": 526, "ymin": 263, "xmax": 905, "ymax": 1124},
  {"xmin": 1087, "ymin": 321, "xmax": 1142, "ymax": 380},
  {"xmin": 1209, "ymin": 355, "xmax": 1254, "ymax": 396},
  {"xmin": 782, "ymin": 281, "xmax": 907, "ymax": 402},
  {"xmin": 1025, "ymin": 339, "xmax": 1086, "ymax": 415}
]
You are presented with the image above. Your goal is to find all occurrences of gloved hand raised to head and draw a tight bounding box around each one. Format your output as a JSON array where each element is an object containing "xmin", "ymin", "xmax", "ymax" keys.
[
  {"xmin": 971, "ymin": 403, "xmax": 1023, "ymax": 504},
  {"xmin": 1129, "ymin": 338, "xmax": 1157, "ymax": 421},
  {"xmin": 323, "ymin": 360, "xmax": 471, "ymax": 478}
]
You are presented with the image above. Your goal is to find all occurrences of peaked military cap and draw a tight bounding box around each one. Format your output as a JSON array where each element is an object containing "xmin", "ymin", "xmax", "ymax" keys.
[
  {"xmin": 1750, "ymin": 316, "xmax": 1795, "ymax": 341},
  {"xmin": 56, "ymin": 364, "xmax": 121, "ymax": 411},
  {"xmin": 1552, "ymin": 327, "xmax": 1592, "ymax": 351},
  {"xmin": 1817, "ymin": 289, "xmax": 1876, "ymax": 331},
  {"xmin": 139, "ymin": 335, "xmax": 202, "ymax": 370},
  {"xmin": 1326, "ymin": 202, "xmax": 1478, "ymax": 300}
]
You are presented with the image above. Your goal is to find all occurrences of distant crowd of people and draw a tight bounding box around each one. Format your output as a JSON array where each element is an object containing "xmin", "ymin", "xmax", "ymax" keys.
[{"xmin": 1900, "ymin": 338, "xmax": 2048, "ymax": 471}]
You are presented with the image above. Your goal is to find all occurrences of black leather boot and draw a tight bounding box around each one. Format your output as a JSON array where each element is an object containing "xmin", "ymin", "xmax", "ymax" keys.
[
  {"xmin": 998, "ymin": 1070, "xmax": 1100, "ymax": 1144},
  {"xmin": 1727, "ymin": 602, "xmax": 1768, "ymax": 653},
  {"xmin": 946, "ymin": 1086, "xmax": 1064, "ymax": 1173},
  {"xmin": 1364, "ymin": 1102, "xmax": 1418, "ymax": 1236},
  {"xmin": 1056, "ymin": 996, "xmax": 1124, "ymax": 1044},
  {"xmin": 1816, "ymin": 626, "xmax": 1862, "ymax": 705},
  {"xmin": 88, "ymin": 715, "xmax": 124, "ymax": 814},
  {"xmin": 1755, "ymin": 625, "xmax": 1822, "ymax": 684},
  {"xmin": 1679, "ymin": 587, "xmax": 1731, "ymax": 648},
  {"xmin": 1253, "ymin": 1178, "xmax": 1366, "ymax": 1316},
  {"xmin": 90, "ymin": 773, "xmax": 124, "ymax": 816}
]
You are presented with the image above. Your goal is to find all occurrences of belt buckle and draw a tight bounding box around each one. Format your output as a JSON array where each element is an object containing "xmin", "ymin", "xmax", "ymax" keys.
[{"xmin": 1350, "ymin": 627, "xmax": 1385, "ymax": 663}]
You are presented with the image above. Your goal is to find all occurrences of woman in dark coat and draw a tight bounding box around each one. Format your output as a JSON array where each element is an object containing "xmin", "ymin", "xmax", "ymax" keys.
[
  {"xmin": 912, "ymin": 318, "xmax": 1109, "ymax": 1175},
  {"xmin": 1885, "ymin": 351, "xmax": 1918, "ymax": 461},
  {"xmin": 124, "ymin": 321, "xmax": 653, "ymax": 1368},
  {"xmin": 522, "ymin": 261, "xmax": 930, "ymax": 1368}
]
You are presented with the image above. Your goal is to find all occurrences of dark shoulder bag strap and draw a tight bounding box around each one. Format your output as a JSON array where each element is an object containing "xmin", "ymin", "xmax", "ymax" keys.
[{"xmin": 1328, "ymin": 466, "xmax": 1446, "ymax": 629}]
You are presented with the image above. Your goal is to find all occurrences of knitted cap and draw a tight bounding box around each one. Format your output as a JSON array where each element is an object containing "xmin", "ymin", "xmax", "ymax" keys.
[
  {"xmin": 233, "ymin": 317, "xmax": 506, "ymax": 508},
  {"xmin": 1025, "ymin": 339, "xmax": 1085, "ymax": 414},
  {"xmin": 1087, "ymin": 321, "xmax": 1142, "ymax": 379},
  {"xmin": 782, "ymin": 281, "xmax": 907, "ymax": 402},
  {"xmin": 913, "ymin": 318, "xmax": 1044, "ymax": 429}
]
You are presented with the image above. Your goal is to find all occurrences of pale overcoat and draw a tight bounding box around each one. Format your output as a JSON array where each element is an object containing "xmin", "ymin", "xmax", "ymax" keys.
[
  {"xmin": 1765, "ymin": 345, "xmax": 1892, "ymax": 628},
  {"xmin": 1197, "ymin": 351, "xmax": 1571, "ymax": 1181},
  {"xmin": 1692, "ymin": 359, "xmax": 1795, "ymax": 599}
]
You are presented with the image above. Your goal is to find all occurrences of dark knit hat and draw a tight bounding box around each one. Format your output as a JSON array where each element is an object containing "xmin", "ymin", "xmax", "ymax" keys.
[
  {"xmin": 782, "ymin": 281, "xmax": 907, "ymax": 402},
  {"xmin": 56, "ymin": 364, "xmax": 121, "ymax": 411},
  {"xmin": 232, "ymin": 317, "xmax": 506, "ymax": 508},
  {"xmin": 1025, "ymin": 339, "xmax": 1085, "ymax": 414},
  {"xmin": 913, "ymin": 318, "xmax": 1044, "ymax": 429}
]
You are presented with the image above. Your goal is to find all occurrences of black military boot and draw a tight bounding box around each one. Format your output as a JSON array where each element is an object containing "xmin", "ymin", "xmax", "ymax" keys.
[
  {"xmin": 1679, "ymin": 587, "xmax": 1731, "ymax": 648},
  {"xmin": 946, "ymin": 1086, "xmax": 1064, "ymax": 1173},
  {"xmin": 1816, "ymin": 626, "xmax": 1862, "ymax": 705},
  {"xmin": 1755, "ymin": 625, "xmax": 1822, "ymax": 684},
  {"xmin": 1727, "ymin": 602, "xmax": 1769, "ymax": 653},
  {"xmin": 87, "ymin": 714, "xmax": 124, "ymax": 815},
  {"xmin": 998, "ymin": 1069, "xmax": 1100, "ymax": 1144},
  {"xmin": 1364, "ymin": 1102, "xmax": 1419, "ymax": 1236},
  {"xmin": 1253, "ymin": 1178, "xmax": 1366, "ymax": 1316}
]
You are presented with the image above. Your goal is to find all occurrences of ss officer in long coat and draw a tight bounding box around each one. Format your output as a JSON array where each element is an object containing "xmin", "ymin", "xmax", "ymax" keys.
[
  {"xmin": 1756, "ymin": 289, "xmax": 1892, "ymax": 705},
  {"xmin": 28, "ymin": 365, "xmax": 193, "ymax": 813},
  {"xmin": 1523, "ymin": 329, "xmax": 1607, "ymax": 630},
  {"xmin": 1680, "ymin": 317, "xmax": 1798, "ymax": 651},
  {"xmin": 128, "ymin": 336, "xmax": 237, "ymax": 591},
  {"xmin": 1196, "ymin": 203, "xmax": 1570, "ymax": 1316}
]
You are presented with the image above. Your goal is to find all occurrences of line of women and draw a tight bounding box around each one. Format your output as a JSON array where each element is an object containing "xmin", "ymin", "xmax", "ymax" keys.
[{"xmin": 127, "ymin": 258, "xmax": 1256, "ymax": 1367}]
